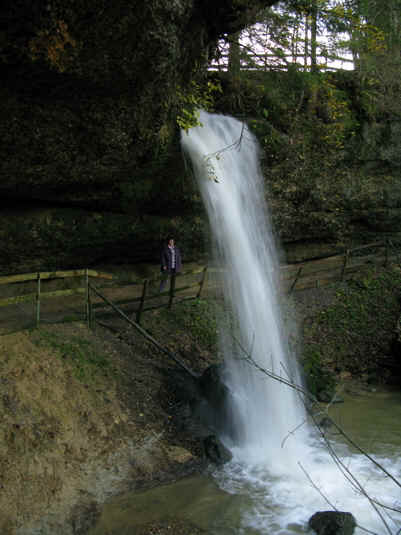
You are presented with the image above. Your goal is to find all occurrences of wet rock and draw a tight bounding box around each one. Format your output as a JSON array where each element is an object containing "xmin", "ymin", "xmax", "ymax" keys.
[
  {"xmin": 203, "ymin": 435, "xmax": 232, "ymax": 465},
  {"xmin": 318, "ymin": 416, "xmax": 333, "ymax": 429},
  {"xmin": 168, "ymin": 364, "xmax": 233, "ymax": 437},
  {"xmin": 198, "ymin": 364, "xmax": 229, "ymax": 407},
  {"xmin": 317, "ymin": 390, "xmax": 343, "ymax": 404},
  {"xmin": 166, "ymin": 445, "xmax": 194, "ymax": 465},
  {"xmin": 168, "ymin": 368, "xmax": 202, "ymax": 405},
  {"xmin": 309, "ymin": 510, "xmax": 357, "ymax": 535},
  {"xmin": 196, "ymin": 364, "xmax": 238, "ymax": 440},
  {"xmin": 165, "ymin": 365, "xmax": 236, "ymax": 455},
  {"xmin": 316, "ymin": 390, "xmax": 333, "ymax": 403}
]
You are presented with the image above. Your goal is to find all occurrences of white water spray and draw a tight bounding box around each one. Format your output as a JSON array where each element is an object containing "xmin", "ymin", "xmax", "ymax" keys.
[
  {"xmin": 181, "ymin": 111, "xmax": 307, "ymax": 469},
  {"xmin": 181, "ymin": 111, "xmax": 401, "ymax": 534}
]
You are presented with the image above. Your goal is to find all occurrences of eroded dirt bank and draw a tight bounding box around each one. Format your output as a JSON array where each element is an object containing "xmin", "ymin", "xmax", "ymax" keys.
[{"xmin": 0, "ymin": 305, "xmax": 215, "ymax": 535}]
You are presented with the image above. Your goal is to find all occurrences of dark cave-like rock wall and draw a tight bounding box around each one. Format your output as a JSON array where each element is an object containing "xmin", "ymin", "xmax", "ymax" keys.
[{"xmin": 0, "ymin": 1, "xmax": 274, "ymax": 273}]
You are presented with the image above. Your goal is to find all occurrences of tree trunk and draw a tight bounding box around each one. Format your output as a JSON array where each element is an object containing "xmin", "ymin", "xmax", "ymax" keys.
[
  {"xmin": 228, "ymin": 31, "xmax": 241, "ymax": 77},
  {"xmin": 310, "ymin": 0, "xmax": 318, "ymax": 72},
  {"xmin": 304, "ymin": 13, "xmax": 309, "ymax": 70}
]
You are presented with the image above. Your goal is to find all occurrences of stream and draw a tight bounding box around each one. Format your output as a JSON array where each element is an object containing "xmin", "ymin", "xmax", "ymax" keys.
[{"xmin": 88, "ymin": 388, "xmax": 401, "ymax": 534}]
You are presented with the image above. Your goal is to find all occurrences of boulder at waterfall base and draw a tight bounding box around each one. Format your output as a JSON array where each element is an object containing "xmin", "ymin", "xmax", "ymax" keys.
[{"xmin": 309, "ymin": 511, "xmax": 357, "ymax": 535}]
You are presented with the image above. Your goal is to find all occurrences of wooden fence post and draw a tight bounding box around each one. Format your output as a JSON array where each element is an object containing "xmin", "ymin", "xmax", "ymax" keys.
[
  {"xmin": 136, "ymin": 279, "xmax": 148, "ymax": 324},
  {"xmin": 36, "ymin": 273, "xmax": 41, "ymax": 327},
  {"xmin": 289, "ymin": 267, "xmax": 302, "ymax": 295},
  {"xmin": 341, "ymin": 250, "xmax": 349, "ymax": 280},
  {"xmin": 88, "ymin": 287, "xmax": 93, "ymax": 328},
  {"xmin": 197, "ymin": 267, "xmax": 208, "ymax": 298},
  {"xmin": 85, "ymin": 269, "xmax": 91, "ymax": 328},
  {"xmin": 168, "ymin": 272, "xmax": 176, "ymax": 309}
]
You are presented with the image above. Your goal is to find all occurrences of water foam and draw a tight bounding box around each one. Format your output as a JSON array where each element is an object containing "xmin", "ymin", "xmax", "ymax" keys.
[
  {"xmin": 213, "ymin": 443, "xmax": 401, "ymax": 534},
  {"xmin": 181, "ymin": 111, "xmax": 401, "ymax": 534}
]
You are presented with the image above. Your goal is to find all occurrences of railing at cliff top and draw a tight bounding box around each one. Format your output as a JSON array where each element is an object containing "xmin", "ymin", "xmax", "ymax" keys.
[{"xmin": 0, "ymin": 240, "xmax": 399, "ymax": 332}]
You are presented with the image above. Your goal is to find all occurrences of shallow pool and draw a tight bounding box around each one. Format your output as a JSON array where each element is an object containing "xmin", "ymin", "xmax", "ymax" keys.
[{"xmin": 89, "ymin": 388, "xmax": 401, "ymax": 535}]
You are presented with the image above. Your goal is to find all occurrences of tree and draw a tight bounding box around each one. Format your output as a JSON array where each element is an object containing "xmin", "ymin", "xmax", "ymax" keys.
[
  {"xmin": 335, "ymin": 0, "xmax": 401, "ymax": 118},
  {"xmin": 310, "ymin": 0, "xmax": 319, "ymax": 71},
  {"xmin": 212, "ymin": 0, "xmax": 354, "ymax": 73},
  {"xmin": 228, "ymin": 31, "xmax": 242, "ymax": 77}
]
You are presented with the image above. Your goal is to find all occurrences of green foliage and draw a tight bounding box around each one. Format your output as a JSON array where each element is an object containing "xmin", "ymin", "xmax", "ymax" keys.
[
  {"xmin": 119, "ymin": 179, "xmax": 153, "ymax": 211},
  {"xmin": 147, "ymin": 298, "xmax": 220, "ymax": 353},
  {"xmin": 303, "ymin": 266, "xmax": 401, "ymax": 381},
  {"xmin": 219, "ymin": 70, "xmax": 357, "ymax": 154},
  {"xmin": 33, "ymin": 328, "xmax": 112, "ymax": 382},
  {"xmin": 215, "ymin": 70, "xmax": 359, "ymax": 244},
  {"xmin": 343, "ymin": 1, "xmax": 401, "ymax": 120},
  {"xmin": 302, "ymin": 348, "xmax": 336, "ymax": 401},
  {"xmin": 176, "ymin": 80, "xmax": 222, "ymax": 132},
  {"xmin": 169, "ymin": 298, "xmax": 219, "ymax": 351},
  {"xmin": 317, "ymin": 77, "xmax": 357, "ymax": 150}
]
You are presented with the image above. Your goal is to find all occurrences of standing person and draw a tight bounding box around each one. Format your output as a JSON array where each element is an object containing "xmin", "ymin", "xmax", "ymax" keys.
[{"xmin": 159, "ymin": 237, "xmax": 182, "ymax": 292}]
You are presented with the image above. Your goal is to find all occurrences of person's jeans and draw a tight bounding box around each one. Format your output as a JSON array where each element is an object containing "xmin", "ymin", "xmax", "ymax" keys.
[{"xmin": 159, "ymin": 268, "xmax": 176, "ymax": 292}]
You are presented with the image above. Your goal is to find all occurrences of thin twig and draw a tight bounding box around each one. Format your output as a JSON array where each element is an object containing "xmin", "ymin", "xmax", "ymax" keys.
[
  {"xmin": 298, "ymin": 461, "xmax": 338, "ymax": 511},
  {"xmin": 281, "ymin": 419, "xmax": 308, "ymax": 448},
  {"xmin": 299, "ymin": 461, "xmax": 380, "ymax": 535},
  {"xmin": 204, "ymin": 123, "xmax": 247, "ymax": 162},
  {"xmin": 230, "ymin": 335, "xmax": 401, "ymax": 533}
]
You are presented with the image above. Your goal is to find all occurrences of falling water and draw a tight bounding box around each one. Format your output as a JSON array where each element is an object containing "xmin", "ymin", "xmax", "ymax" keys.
[
  {"xmin": 181, "ymin": 111, "xmax": 401, "ymax": 534},
  {"xmin": 181, "ymin": 111, "xmax": 307, "ymax": 467}
]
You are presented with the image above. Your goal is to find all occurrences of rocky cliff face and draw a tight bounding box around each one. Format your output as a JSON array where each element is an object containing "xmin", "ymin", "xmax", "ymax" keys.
[
  {"xmin": 1, "ymin": 1, "xmax": 401, "ymax": 274},
  {"xmin": 0, "ymin": 0, "xmax": 274, "ymax": 273}
]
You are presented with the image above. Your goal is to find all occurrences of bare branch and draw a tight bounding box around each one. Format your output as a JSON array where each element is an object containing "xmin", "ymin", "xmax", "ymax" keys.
[
  {"xmin": 230, "ymin": 334, "xmax": 401, "ymax": 534},
  {"xmin": 281, "ymin": 418, "xmax": 308, "ymax": 448},
  {"xmin": 298, "ymin": 461, "xmax": 339, "ymax": 511},
  {"xmin": 202, "ymin": 123, "xmax": 247, "ymax": 182}
]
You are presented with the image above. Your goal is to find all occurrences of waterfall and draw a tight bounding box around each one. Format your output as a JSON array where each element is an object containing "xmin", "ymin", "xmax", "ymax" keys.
[
  {"xmin": 181, "ymin": 112, "xmax": 401, "ymax": 535},
  {"xmin": 181, "ymin": 111, "xmax": 308, "ymax": 470},
  {"xmin": 180, "ymin": 112, "xmax": 401, "ymax": 534}
]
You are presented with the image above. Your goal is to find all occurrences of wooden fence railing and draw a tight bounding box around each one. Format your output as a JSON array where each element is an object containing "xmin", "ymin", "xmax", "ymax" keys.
[
  {"xmin": 0, "ymin": 240, "xmax": 398, "ymax": 331},
  {"xmin": 88, "ymin": 267, "xmax": 208, "ymax": 326},
  {"xmin": 0, "ymin": 269, "xmax": 113, "ymax": 327},
  {"xmin": 280, "ymin": 241, "xmax": 396, "ymax": 293},
  {"xmin": 0, "ymin": 267, "xmax": 208, "ymax": 328}
]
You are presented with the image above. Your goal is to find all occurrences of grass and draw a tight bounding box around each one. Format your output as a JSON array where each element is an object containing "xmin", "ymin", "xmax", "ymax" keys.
[
  {"xmin": 144, "ymin": 297, "xmax": 222, "ymax": 356},
  {"xmin": 170, "ymin": 298, "xmax": 220, "ymax": 350},
  {"xmin": 32, "ymin": 327, "xmax": 112, "ymax": 382}
]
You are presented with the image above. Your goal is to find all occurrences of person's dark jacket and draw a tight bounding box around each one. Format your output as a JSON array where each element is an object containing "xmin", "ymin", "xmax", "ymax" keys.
[{"xmin": 160, "ymin": 245, "xmax": 182, "ymax": 272}]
